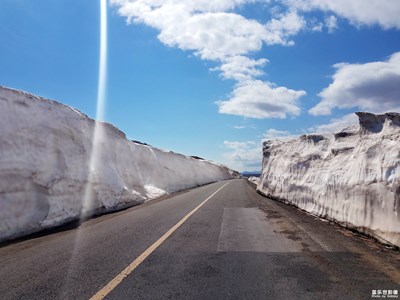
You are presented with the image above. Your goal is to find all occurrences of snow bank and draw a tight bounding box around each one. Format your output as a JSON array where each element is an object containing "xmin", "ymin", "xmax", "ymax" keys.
[
  {"xmin": 248, "ymin": 176, "xmax": 260, "ymax": 186},
  {"xmin": 258, "ymin": 112, "xmax": 400, "ymax": 247},
  {"xmin": 0, "ymin": 86, "xmax": 238, "ymax": 242}
]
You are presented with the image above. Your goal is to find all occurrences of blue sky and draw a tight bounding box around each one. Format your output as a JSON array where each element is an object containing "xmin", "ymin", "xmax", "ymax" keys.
[{"xmin": 1, "ymin": 0, "xmax": 400, "ymax": 171}]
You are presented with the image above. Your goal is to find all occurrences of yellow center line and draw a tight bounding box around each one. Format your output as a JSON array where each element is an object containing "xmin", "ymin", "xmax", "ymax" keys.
[{"xmin": 90, "ymin": 181, "xmax": 231, "ymax": 300}]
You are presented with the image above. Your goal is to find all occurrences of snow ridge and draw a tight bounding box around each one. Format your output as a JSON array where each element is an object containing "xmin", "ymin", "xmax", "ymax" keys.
[
  {"xmin": 258, "ymin": 112, "xmax": 400, "ymax": 247},
  {"xmin": 0, "ymin": 86, "xmax": 238, "ymax": 242}
]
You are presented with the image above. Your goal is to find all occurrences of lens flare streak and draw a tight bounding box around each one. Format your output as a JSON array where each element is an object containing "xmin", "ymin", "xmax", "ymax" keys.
[
  {"xmin": 60, "ymin": 2, "xmax": 108, "ymax": 297},
  {"xmin": 82, "ymin": 0, "xmax": 107, "ymax": 217}
]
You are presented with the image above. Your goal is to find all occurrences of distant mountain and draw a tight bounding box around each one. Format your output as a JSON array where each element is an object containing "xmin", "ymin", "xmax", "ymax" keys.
[{"xmin": 241, "ymin": 171, "xmax": 261, "ymax": 177}]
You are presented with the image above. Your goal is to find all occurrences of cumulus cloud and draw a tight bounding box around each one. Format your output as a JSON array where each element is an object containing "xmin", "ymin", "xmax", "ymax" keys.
[
  {"xmin": 285, "ymin": 0, "xmax": 400, "ymax": 29},
  {"xmin": 263, "ymin": 128, "xmax": 297, "ymax": 140},
  {"xmin": 309, "ymin": 52, "xmax": 400, "ymax": 115},
  {"xmin": 266, "ymin": 9, "xmax": 306, "ymax": 45},
  {"xmin": 111, "ymin": 1, "xmax": 400, "ymax": 120},
  {"xmin": 222, "ymin": 140, "xmax": 262, "ymax": 171},
  {"xmin": 218, "ymin": 80, "xmax": 306, "ymax": 119},
  {"xmin": 325, "ymin": 15, "xmax": 338, "ymax": 33},
  {"xmin": 112, "ymin": 2, "xmax": 266, "ymax": 60},
  {"xmin": 212, "ymin": 56, "xmax": 268, "ymax": 81},
  {"xmin": 309, "ymin": 113, "xmax": 359, "ymax": 133},
  {"xmin": 112, "ymin": 1, "xmax": 305, "ymax": 60},
  {"xmin": 265, "ymin": 8, "xmax": 306, "ymax": 45},
  {"xmin": 222, "ymin": 129, "xmax": 300, "ymax": 170},
  {"xmin": 157, "ymin": 12, "xmax": 270, "ymax": 60},
  {"xmin": 111, "ymin": 0, "xmax": 307, "ymax": 119}
]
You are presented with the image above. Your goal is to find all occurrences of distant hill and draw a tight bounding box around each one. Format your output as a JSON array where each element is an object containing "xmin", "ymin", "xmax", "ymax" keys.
[{"xmin": 241, "ymin": 171, "xmax": 261, "ymax": 177}]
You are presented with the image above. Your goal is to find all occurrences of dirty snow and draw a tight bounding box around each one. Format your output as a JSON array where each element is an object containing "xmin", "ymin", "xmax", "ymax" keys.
[
  {"xmin": 0, "ymin": 86, "xmax": 238, "ymax": 242},
  {"xmin": 258, "ymin": 112, "xmax": 400, "ymax": 247}
]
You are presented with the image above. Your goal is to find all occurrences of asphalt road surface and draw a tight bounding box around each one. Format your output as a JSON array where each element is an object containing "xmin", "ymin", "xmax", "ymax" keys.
[{"xmin": 0, "ymin": 179, "xmax": 399, "ymax": 300}]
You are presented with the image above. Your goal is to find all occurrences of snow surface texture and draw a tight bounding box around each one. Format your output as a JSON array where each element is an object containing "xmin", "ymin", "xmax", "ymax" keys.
[
  {"xmin": 258, "ymin": 112, "xmax": 400, "ymax": 247},
  {"xmin": 0, "ymin": 86, "xmax": 238, "ymax": 242},
  {"xmin": 248, "ymin": 176, "xmax": 260, "ymax": 186}
]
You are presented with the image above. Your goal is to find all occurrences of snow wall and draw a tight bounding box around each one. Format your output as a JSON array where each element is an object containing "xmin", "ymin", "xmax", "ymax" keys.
[
  {"xmin": 258, "ymin": 112, "xmax": 400, "ymax": 247},
  {"xmin": 0, "ymin": 86, "xmax": 238, "ymax": 242}
]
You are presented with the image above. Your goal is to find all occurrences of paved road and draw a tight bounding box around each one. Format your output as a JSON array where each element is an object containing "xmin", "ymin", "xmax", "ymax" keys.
[{"xmin": 0, "ymin": 179, "xmax": 399, "ymax": 299}]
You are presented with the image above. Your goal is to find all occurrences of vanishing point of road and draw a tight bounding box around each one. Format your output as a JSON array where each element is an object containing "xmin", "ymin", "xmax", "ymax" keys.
[{"xmin": 0, "ymin": 179, "xmax": 399, "ymax": 299}]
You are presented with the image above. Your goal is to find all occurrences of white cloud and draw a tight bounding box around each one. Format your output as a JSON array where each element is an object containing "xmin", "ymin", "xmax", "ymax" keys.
[
  {"xmin": 222, "ymin": 140, "xmax": 262, "ymax": 171},
  {"xmin": 309, "ymin": 113, "xmax": 359, "ymax": 133},
  {"xmin": 111, "ymin": 0, "xmax": 308, "ymax": 119},
  {"xmin": 157, "ymin": 12, "xmax": 271, "ymax": 60},
  {"xmin": 265, "ymin": 8, "xmax": 306, "ymax": 45},
  {"xmin": 285, "ymin": 0, "xmax": 400, "ymax": 29},
  {"xmin": 111, "ymin": 1, "xmax": 400, "ymax": 121},
  {"xmin": 218, "ymin": 80, "xmax": 306, "ymax": 119},
  {"xmin": 263, "ymin": 128, "xmax": 296, "ymax": 140},
  {"xmin": 233, "ymin": 124, "xmax": 256, "ymax": 129},
  {"xmin": 224, "ymin": 140, "xmax": 256, "ymax": 149},
  {"xmin": 112, "ymin": 1, "xmax": 305, "ymax": 60},
  {"xmin": 309, "ymin": 52, "xmax": 400, "ymax": 115},
  {"xmin": 311, "ymin": 22, "xmax": 323, "ymax": 32},
  {"xmin": 212, "ymin": 56, "xmax": 268, "ymax": 81},
  {"xmin": 113, "ymin": 2, "xmax": 263, "ymax": 61},
  {"xmin": 113, "ymin": 0, "xmax": 260, "ymax": 15},
  {"xmin": 325, "ymin": 15, "xmax": 338, "ymax": 33}
]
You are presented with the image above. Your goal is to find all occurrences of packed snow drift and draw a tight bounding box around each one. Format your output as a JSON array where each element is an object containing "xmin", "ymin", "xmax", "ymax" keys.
[
  {"xmin": 247, "ymin": 176, "xmax": 260, "ymax": 186},
  {"xmin": 0, "ymin": 86, "xmax": 238, "ymax": 243},
  {"xmin": 258, "ymin": 112, "xmax": 400, "ymax": 247}
]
